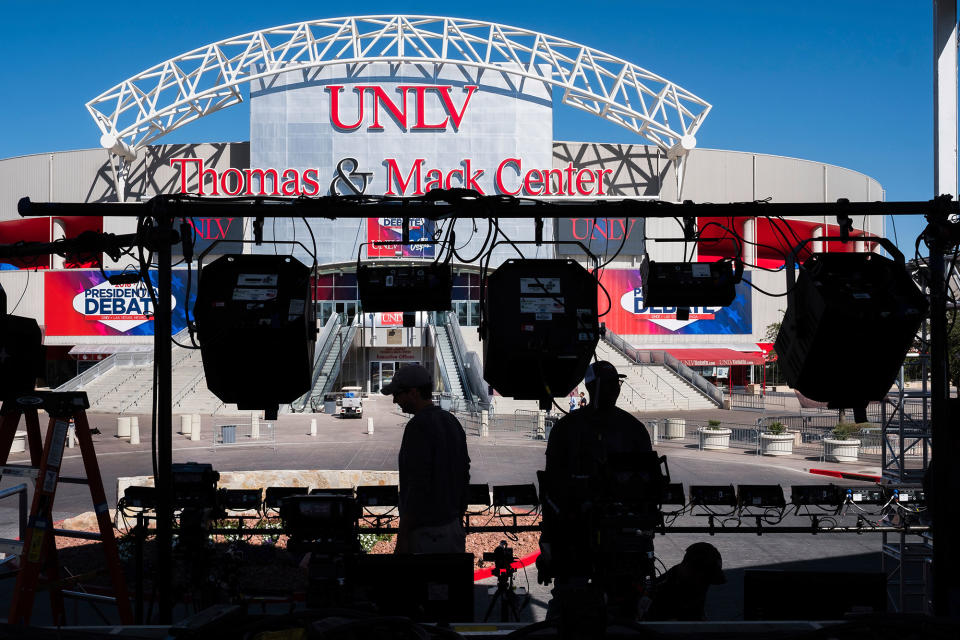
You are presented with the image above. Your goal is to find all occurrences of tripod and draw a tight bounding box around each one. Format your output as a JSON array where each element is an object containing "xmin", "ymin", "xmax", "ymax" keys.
[{"xmin": 483, "ymin": 564, "xmax": 530, "ymax": 622}]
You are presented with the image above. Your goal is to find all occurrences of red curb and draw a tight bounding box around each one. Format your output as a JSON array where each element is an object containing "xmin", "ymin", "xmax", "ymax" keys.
[
  {"xmin": 809, "ymin": 468, "xmax": 881, "ymax": 482},
  {"xmin": 473, "ymin": 551, "xmax": 540, "ymax": 581}
]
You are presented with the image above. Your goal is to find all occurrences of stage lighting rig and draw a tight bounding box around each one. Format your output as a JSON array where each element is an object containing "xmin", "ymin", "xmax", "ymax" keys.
[
  {"xmin": 265, "ymin": 487, "xmax": 309, "ymax": 510},
  {"xmin": 218, "ymin": 488, "xmax": 263, "ymax": 511},
  {"xmin": 194, "ymin": 254, "xmax": 315, "ymax": 420},
  {"xmin": 845, "ymin": 486, "xmax": 885, "ymax": 505},
  {"xmin": 492, "ymin": 484, "xmax": 539, "ymax": 508},
  {"xmin": 660, "ymin": 483, "xmax": 686, "ymax": 507},
  {"xmin": 689, "ymin": 485, "xmax": 738, "ymax": 508},
  {"xmin": 775, "ymin": 236, "xmax": 927, "ymax": 415},
  {"xmin": 357, "ymin": 263, "xmax": 452, "ymax": 312},
  {"xmin": 280, "ymin": 492, "xmax": 360, "ymax": 550},
  {"xmin": 468, "ymin": 483, "xmax": 492, "ymax": 508},
  {"xmin": 640, "ymin": 257, "xmax": 741, "ymax": 309},
  {"xmin": 356, "ymin": 485, "xmax": 399, "ymax": 507},
  {"xmin": 790, "ymin": 485, "xmax": 843, "ymax": 507},
  {"xmin": 737, "ymin": 485, "xmax": 786, "ymax": 511},
  {"xmin": 483, "ymin": 259, "xmax": 599, "ymax": 408},
  {"xmin": 124, "ymin": 486, "xmax": 158, "ymax": 510}
]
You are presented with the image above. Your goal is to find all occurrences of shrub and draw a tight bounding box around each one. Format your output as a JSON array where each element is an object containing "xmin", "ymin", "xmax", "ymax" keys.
[
  {"xmin": 767, "ymin": 421, "xmax": 787, "ymax": 435},
  {"xmin": 831, "ymin": 423, "xmax": 861, "ymax": 441},
  {"xmin": 707, "ymin": 419, "xmax": 724, "ymax": 430}
]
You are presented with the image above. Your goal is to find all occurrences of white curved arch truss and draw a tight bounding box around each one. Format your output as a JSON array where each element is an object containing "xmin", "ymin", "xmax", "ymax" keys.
[{"xmin": 87, "ymin": 15, "xmax": 711, "ymax": 157}]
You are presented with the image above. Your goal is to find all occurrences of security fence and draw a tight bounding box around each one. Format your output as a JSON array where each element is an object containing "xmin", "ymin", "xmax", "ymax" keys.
[
  {"xmin": 212, "ymin": 416, "xmax": 278, "ymax": 453},
  {"xmin": 729, "ymin": 391, "xmax": 787, "ymax": 411},
  {"xmin": 454, "ymin": 407, "xmax": 557, "ymax": 440}
]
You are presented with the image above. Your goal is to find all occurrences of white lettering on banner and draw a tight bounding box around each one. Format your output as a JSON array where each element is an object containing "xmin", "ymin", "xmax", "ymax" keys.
[
  {"xmin": 72, "ymin": 281, "xmax": 177, "ymax": 332},
  {"xmin": 619, "ymin": 288, "xmax": 719, "ymax": 332}
]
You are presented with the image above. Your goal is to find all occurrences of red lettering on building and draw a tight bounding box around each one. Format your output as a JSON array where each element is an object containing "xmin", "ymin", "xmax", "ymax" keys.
[{"xmin": 326, "ymin": 85, "xmax": 478, "ymax": 131}]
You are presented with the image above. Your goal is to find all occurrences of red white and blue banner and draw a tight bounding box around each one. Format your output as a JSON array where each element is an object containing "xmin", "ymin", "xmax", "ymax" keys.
[
  {"xmin": 45, "ymin": 270, "xmax": 196, "ymax": 337},
  {"xmin": 366, "ymin": 216, "xmax": 436, "ymax": 258},
  {"xmin": 599, "ymin": 269, "xmax": 752, "ymax": 335}
]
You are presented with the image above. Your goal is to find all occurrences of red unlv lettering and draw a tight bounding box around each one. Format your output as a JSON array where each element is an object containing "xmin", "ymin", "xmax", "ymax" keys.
[
  {"xmin": 570, "ymin": 218, "xmax": 639, "ymax": 241},
  {"xmin": 325, "ymin": 85, "xmax": 478, "ymax": 131}
]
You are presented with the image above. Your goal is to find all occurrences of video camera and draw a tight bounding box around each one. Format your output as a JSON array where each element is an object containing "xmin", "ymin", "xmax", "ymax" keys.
[{"xmin": 483, "ymin": 541, "xmax": 515, "ymax": 574}]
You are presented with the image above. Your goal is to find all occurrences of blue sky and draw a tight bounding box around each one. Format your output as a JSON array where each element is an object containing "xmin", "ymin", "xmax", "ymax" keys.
[{"xmin": 0, "ymin": 1, "xmax": 938, "ymax": 254}]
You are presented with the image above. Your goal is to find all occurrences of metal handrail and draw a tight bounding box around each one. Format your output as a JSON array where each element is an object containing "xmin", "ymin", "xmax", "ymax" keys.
[
  {"xmin": 291, "ymin": 315, "xmax": 341, "ymax": 412},
  {"xmin": 442, "ymin": 312, "xmax": 478, "ymax": 412},
  {"xmin": 602, "ymin": 330, "xmax": 722, "ymax": 407},
  {"xmin": 619, "ymin": 379, "xmax": 647, "ymax": 411}
]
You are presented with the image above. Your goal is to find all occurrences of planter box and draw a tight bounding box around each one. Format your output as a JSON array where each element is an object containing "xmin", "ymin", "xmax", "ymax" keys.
[
  {"xmin": 760, "ymin": 432, "xmax": 794, "ymax": 456},
  {"xmin": 823, "ymin": 438, "xmax": 860, "ymax": 463},
  {"xmin": 699, "ymin": 427, "xmax": 732, "ymax": 450},
  {"xmin": 664, "ymin": 418, "xmax": 686, "ymax": 439}
]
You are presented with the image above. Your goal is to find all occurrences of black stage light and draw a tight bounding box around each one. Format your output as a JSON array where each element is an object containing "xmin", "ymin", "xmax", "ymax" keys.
[
  {"xmin": 265, "ymin": 486, "xmax": 310, "ymax": 509},
  {"xmin": 845, "ymin": 486, "xmax": 885, "ymax": 505},
  {"xmin": 641, "ymin": 259, "xmax": 739, "ymax": 308},
  {"xmin": 483, "ymin": 259, "xmax": 599, "ymax": 406},
  {"xmin": 660, "ymin": 483, "xmax": 686, "ymax": 506},
  {"xmin": 194, "ymin": 254, "xmax": 315, "ymax": 419},
  {"xmin": 883, "ymin": 485, "xmax": 926, "ymax": 505},
  {"xmin": 776, "ymin": 241, "xmax": 927, "ymax": 414},
  {"xmin": 0, "ymin": 285, "xmax": 44, "ymax": 401},
  {"xmin": 689, "ymin": 485, "xmax": 737, "ymax": 507},
  {"xmin": 737, "ymin": 485, "xmax": 786, "ymax": 509},
  {"xmin": 280, "ymin": 493, "xmax": 360, "ymax": 544},
  {"xmin": 467, "ymin": 483, "xmax": 492, "ymax": 507},
  {"xmin": 219, "ymin": 488, "xmax": 263, "ymax": 511},
  {"xmin": 356, "ymin": 485, "xmax": 399, "ymax": 507},
  {"xmin": 492, "ymin": 484, "xmax": 539, "ymax": 507},
  {"xmin": 357, "ymin": 263, "xmax": 452, "ymax": 312},
  {"xmin": 790, "ymin": 485, "xmax": 843, "ymax": 506},
  {"xmin": 124, "ymin": 486, "xmax": 157, "ymax": 509},
  {"xmin": 171, "ymin": 462, "xmax": 220, "ymax": 509},
  {"xmin": 310, "ymin": 488, "xmax": 355, "ymax": 497}
]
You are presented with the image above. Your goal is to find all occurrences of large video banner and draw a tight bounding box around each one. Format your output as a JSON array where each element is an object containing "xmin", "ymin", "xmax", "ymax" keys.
[
  {"xmin": 367, "ymin": 216, "xmax": 436, "ymax": 258},
  {"xmin": 599, "ymin": 268, "xmax": 752, "ymax": 335},
  {"xmin": 45, "ymin": 270, "xmax": 197, "ymax": 337}
]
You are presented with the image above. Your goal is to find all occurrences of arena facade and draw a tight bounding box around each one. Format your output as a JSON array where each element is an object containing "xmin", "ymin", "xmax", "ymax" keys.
[{"xmin": 0, "ymin": 16, "xmax": 884, "ymax": 396}]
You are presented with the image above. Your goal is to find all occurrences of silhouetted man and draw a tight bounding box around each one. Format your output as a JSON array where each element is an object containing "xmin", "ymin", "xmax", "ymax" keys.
[
  {"xmin": 383, "ymin": 364, "xmax": 470, "ymax": 553},
  {"xmin": 538, "ymin": 361, "xmax": 653, "ymax": 626},
  {"xmin": 644, "ymin": 542, "xmax": 726, "ymax": 621}
]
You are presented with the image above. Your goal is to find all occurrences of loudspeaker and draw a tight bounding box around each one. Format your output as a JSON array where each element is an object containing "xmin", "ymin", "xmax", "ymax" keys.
[
  {"xmin": 775, "ymin": 252, "xmax": 927, "ymax": 410},
  {"xmin": 194, "ymin": 254, "xmax": 315, "ymax": 419},
  {"xmin": 482, "ymin": 259, "xmax": 599, "ymax": 403}
]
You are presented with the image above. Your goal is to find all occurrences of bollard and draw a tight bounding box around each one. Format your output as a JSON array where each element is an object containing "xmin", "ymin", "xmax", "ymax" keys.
[
  {"xmin": 252, "ymin": 414, "xmax": 260, "ymax": 440},
  {"xmin": 130, "ymin": 417, "xmax": 140, "ymax": 445},
  {"xmin": 310, "ymin": 418, "xmax": 317, "ymax": 437},
  {"xmin": 117, "ymin": 416, "xmax": 131, "ymax": 438},
  {"xmin": 480, "ymin": 412, "xmax": 489, "ymax": 438},
  {"xmin": 67, "ymin": 424, "xmax": 76, "ymax": 449},
  {"xmin": 131, "ymin": 416, "xmax": 139, "ymax": 437},
  {"xmin": 180, "ymin": 414, "xmax": 192, "ymax": 436},
  {"xmin": 367, "ymin": 418, "xmax": 374, "ymax": 435},
  {"xmin": 190, "ymin": 414, "xmax": 201, "ymax": 441}
]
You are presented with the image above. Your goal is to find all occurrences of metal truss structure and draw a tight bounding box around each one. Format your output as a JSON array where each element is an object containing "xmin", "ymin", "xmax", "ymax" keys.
[{"xmin": 85, "ymin": 15, "xmax": 711, "ymax": 199}]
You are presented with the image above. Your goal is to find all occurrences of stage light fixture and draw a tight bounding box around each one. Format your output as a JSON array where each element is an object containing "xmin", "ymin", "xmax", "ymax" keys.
[
  {"xmin": 492, "ymin": 484, "xmax": 539, "ymax": 507},
  {"xmin": 0, "ymin": 284, "xmax": 44, "ymax": 401},
  {"xmin": 790, "ymin": 485, "xmax": 843, "ymax": 506},
  {"xmin": 883, "ymin": 485, "xmax": 926, "ymax": 505},
  {"xmin": 356, "ymin": 485, "xmax": 399, "ymax": 507},
  {"xmin": 357, "ymin": 263, "xmax": 452, "ymax": 312},
  {"xmin": 737, "ymin": 485, "xmax": 786, "ymax": 509},
  {"xmin": 219, "ymin": 488, "xmax": 263, "ymax": 511},
  {"xmin": 660, "ymin": 483, "xmax": 686, "ymax": 506},
  {"xmin": 194, "ymin": 254, "xmax": 316, "ymax": 420},
  {"xmin": 171, "ymin": 462, "xmax": 220, "ymax": 509},
  {"xmin": 776, "ymin": 238, "xmax": 927, "ymax": 414},
  {"xmin": 483, "ymin": 259, "xmax": 599, "ymax": 407},
  {"xmin": 640, "ymin": 258, "xmax": 740, "ymax": 308},
  {"xmin": 280, "ymin": 493, "xmax": 360, "ymax": 545},
  {"xmin": 689, "ymin": 485, "xmax": 737, "ymax": 507},
  {"xmin": 467, "ymin": 483, "xmax": 492, "ymax": 507},
  {"xmin": 265, "ymin": 486, "xmax": 309, "ymax": 509},
  {"xmin": 124, "ymin": 486, "xmax": 157, "ymax": 510},
  {"xmin": 845, "ymin": 486, "xmax": 885, "ymax": 505}
]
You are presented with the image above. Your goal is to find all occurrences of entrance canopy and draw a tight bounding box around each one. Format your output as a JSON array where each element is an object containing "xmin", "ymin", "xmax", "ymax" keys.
[{"xmin": 659, "ymin": 348, "xmax": 764, "ymax": 366}]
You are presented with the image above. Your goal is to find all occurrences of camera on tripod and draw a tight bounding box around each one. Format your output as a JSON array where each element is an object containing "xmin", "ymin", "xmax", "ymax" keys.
[{"xmin": 483, "ymin": 541, "xmax": 515, "ymax": 574}]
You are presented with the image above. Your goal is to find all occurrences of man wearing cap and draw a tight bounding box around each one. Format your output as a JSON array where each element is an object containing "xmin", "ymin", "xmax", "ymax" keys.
[
  {"xmin": 644, "ymin": 542, "xmax": 726, "ymax": 621},
  {"xmin": 382, "ymin": 364, "xmax": 471, "ymax": 554},
  {"xmin": 538, "ymin": 360, "xmax": 653, "ymax": 620}
]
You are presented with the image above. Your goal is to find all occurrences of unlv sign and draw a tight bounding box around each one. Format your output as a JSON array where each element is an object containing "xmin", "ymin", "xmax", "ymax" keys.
[
  {"xmin": 327, "ymin": 85, "xmax": 478, "ymax": 131},
  {"xmin": 556, "ymin": 217, "xmax": 646, "ymax": 255}
]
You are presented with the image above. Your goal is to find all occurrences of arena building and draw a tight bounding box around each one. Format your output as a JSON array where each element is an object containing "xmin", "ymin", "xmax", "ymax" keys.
[{"xmin": 0, "ymin": 16, "xmax": 884, "ymax": 411}]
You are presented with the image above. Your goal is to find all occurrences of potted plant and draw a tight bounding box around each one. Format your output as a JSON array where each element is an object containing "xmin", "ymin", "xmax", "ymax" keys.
[
  {"xmin": 823, "ymin": 423, "xmax": 862, "ymax": 463},
  {"xmin": 760, "ymin": 421, "xmax": 793, "ymax": 456},
  {"xmin": 698, "ymin": 419, "xmax": 732, "ymax": 450}
]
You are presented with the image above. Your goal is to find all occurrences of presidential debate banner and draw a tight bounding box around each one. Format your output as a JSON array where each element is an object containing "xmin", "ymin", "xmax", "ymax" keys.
[
  {"xmin": 366, "ymin": 216, "xmax": 437, "ymax": 258},
  {"xmin": 600, "ymin": 269, "xmax": 752, "ymax": 335},
  {"xmin": 45, "ymin": 270, "xmax": 197, "ymax": 337}
]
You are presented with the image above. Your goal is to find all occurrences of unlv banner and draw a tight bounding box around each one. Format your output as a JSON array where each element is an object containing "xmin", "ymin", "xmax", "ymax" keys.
[
  {"xmin": 600, "ymin": 269, "xmax": 752, "ymax": 335},
  {"xmin": 556, "ymin": 217, "xmax": 645, "ymax": 256},
  {"xmin": 45, "ymin": 270, "xmax": 197, "ymax": 337}
]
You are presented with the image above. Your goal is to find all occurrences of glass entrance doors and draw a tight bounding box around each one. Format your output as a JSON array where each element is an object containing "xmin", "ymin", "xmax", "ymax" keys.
[{"xmin": 369, "ymin": 360, "xmax": 421, "ymax": 394}]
